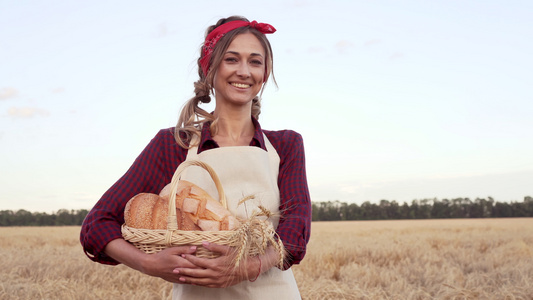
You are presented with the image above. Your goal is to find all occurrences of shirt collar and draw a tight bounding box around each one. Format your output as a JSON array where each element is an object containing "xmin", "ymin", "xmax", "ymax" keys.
[{"xmin": 197, "ymin": 116, "xmax": 266, "ymax": 153}]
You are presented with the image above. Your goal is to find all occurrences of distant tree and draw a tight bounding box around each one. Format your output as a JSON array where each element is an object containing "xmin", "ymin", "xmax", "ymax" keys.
[
  {"xmin": 410, "ymin": 200, "xmax": 419, "ymax": 219},
  {"xmin": 431, "ymin": 199, "xmax": 450, "ymax": 219},
  {"xmin": 388, "ymin": 200, "xmax": 401, "ymax": 219},
  {"xmin": 345, "ymin": 203, "xmax": 359, "ymax": 220},
  {"xmin": 312, "ymin": 202, "xmax": 320, "ymax": 221},
  {"xmin": 0, "ymin": 210, "xmax": 15, "ymax": 226},
  {"xmin": 493, "ymin": 202, "xmax": 512, "ymax": 218},
  {"xmin": 419, "ymin": 199, "xmax": 432, "ymax": 219},
  {"xmin": 15, "ymin": 210, "xmax": 33, "ymax": 226},
  {"xmin": 524, "ymin": 196, "xmax": 533, "ymax": 216},
  {"xmin": 379, "ymin": 200, "xmax": 390, "ymax": 219}
]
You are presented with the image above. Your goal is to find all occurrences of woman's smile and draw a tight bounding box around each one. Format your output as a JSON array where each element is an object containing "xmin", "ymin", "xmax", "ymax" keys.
[{"xmin": 230, "ymin": 82, "xmax": 252, "ymax": 89}]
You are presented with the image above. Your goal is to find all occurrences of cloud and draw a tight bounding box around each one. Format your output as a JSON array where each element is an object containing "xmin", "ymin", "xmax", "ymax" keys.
[
  {"xmin": 307, "ymin": 47, "xmax": 326, "ymax": 54},
  {"xmin": 157, "ymin": 22, "xmax": 168, "ymax": 37},
  {"xmin": 51, "ymin": 87, "xmax": 65, "ymax": 94},
  {"xmin": 8, "ymin": 107, "xmax": 50, "ymax": 118},
  {"xmin": 339, "ymin": 185, "xmax": 359, "ymax": 194},
  {"xmin": 389, "ymin": 52, "xmax": 405, "ymax": 60},
  {"xmin": 335, "ymin": 40, "xmax": 354, "ymax": 54},
  {"xmin": 364, "ymin": 39, "xmax": 381, "ymax": 46},
  {"xmin": 0, "ymin": 87, "xmax": 18, "ymax": 100},
  {"xmin": 154, "ymin": 22, "xmax": 177, "ymax": 38},
  {"xmin": 339, "ymin": 182, "xmax": 378, "ymax": 195}
]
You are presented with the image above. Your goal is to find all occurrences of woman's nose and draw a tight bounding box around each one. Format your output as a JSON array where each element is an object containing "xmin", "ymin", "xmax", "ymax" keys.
[{"xmin": 236, "ymin": 62, "xmax": 251, "ymax": 77}]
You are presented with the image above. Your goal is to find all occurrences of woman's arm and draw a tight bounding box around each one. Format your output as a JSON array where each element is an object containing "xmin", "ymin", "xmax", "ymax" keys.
[
  {"xmin": 272, "ymin": 130, "xmax": 312, "ymax": 269},
  {"xmin": 80, "ymin": 128, "xmax": 186, "ymax": 264}
]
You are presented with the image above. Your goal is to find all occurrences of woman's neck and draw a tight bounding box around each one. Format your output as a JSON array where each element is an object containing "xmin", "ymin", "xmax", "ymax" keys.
[{"xmin": 212, "ymin": 107, "xmax": 255, "ymax": 147}]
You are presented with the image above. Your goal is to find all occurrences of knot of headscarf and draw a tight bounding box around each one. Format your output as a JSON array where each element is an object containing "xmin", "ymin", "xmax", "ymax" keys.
[{"xmin": 200, "ymin": 20, "xmax": 276, "ymax": 78}]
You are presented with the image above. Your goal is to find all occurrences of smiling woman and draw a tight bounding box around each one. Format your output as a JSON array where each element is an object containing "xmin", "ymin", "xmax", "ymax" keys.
[
  {"xmin": 80, "ymin": 15, "xmax": 311, "ymax": 300},
  {"xmin": 175, "ymin": 16, "xmax": 276, "ymax": 149}
]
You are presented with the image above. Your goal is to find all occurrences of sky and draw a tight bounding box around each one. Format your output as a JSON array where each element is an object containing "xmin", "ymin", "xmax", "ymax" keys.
[{"xmin": 1, "ymin": 0, "xmax": 532, "ymax": 213}]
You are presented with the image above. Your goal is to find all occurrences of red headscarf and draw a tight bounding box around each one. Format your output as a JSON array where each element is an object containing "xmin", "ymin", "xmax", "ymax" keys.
[{"xmin": 200, "ymin": 20, "xmax": 276, "ymax": 80}]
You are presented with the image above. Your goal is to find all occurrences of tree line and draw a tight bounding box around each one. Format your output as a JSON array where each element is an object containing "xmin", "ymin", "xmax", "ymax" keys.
[
  {"xmin": 312, "ymin": 196, "xmax": 533, "ymax": 221},
  {"xmin": 1, "ymin": 196, "xmax": 533, "ymax": 226},
  {"xmin": 0, "ymin": 209, "xmax": 89, "ymax": 226}
]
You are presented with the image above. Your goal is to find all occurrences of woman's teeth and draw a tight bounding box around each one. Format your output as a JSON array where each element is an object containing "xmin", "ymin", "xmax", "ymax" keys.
[{"xmin": 231, "ymin": 83, "xmax": 250, "ymax": 88}]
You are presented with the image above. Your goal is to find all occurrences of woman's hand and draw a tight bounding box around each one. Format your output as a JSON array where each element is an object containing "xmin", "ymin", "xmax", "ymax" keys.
[
  {"xmin": 140, "ymin": 246, "xmax": 200, "ymax": 283},
  {"xmin": 104, "ymin": 238, "xmax": 199, "ymax": 283},
  {"xmin": 174, "ymin": 241, "xmax": 262, "ymax": 288}
]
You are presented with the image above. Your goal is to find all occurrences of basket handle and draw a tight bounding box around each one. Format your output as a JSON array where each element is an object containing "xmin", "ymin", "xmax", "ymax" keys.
[{"xmin": 166, "ymin": 160, "xmax": 226, "ymax": 230}]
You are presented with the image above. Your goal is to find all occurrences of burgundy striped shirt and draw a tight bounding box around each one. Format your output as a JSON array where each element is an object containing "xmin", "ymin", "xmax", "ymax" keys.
[{"xmin": 80, "ymin": 118, "xmax": 311, "ymax": 269}]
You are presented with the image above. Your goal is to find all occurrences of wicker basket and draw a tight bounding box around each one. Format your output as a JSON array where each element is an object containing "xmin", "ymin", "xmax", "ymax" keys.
[{"xmin": 121, "ymin": 160, "xmax": 283, "ymax": 265}]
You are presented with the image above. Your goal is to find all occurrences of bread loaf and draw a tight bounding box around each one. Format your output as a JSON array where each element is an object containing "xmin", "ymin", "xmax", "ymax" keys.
[
  {"xmin": 124, "ymin": 180, "xmax": 240, "ymax": 231},
  {"xmin": 124, "ymin": 193, "xmax": 200, "ymax": 230},
  {"xmin": 160, "ymin": 180, "xmax": 241, "ymax": 231}
]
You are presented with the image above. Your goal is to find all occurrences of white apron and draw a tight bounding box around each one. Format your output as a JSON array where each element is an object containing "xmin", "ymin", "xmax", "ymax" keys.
[{"xmin": 172, "ymin": 134, "xmax": 301, "ymax": 300}]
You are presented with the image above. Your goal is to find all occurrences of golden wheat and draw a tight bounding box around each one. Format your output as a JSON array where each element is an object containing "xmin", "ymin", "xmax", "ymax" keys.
[
  {"xmin": 1, "ymin": 219, "xmax": 532, "ymax": 299},
  {"xmin": 293, "ymin": 219, "xmax": 533, "ymax": 300}
]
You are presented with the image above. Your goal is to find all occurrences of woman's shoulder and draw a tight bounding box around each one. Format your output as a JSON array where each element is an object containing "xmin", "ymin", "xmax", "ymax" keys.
[
  {"xmin": 146, "ymin": 127, "xmax": 188, "ymax": 165},
  {"xmin": 147, "ymin": 127, "xmax": 187, "ymax": 152},
  {"xmin": 262, "ymin": 129, "xmax": 304, "ymax": 156},
  {"xmin": 152, "ymin": 127, "xmax": 184, "ymax": 143},
  {"xmin": 263, "ymin": 129, "xmax": 303, "ymax": 143},
  {"xmin": 147, "ymin": 127, "xmax": 177, "ymax": 145}
]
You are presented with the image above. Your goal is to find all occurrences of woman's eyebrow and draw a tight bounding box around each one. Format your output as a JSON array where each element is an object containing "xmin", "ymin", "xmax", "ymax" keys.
[{"xmin": 226, "ymin": 50, "xmax": 264, "ymax": 57}]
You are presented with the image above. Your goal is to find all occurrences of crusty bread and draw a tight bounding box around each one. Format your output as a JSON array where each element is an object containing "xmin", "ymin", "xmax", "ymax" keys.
[
  {"xmin": 124, "ymin": 193, "xmax": 163, "ymax": 229},
  {"xmin": 160, "ymin": 180, "xmax": 240, "ymax": 231},
  {"xmin": 124, "ymin": 180, "xmax": 240, "ymax": 231},
  {"xmin": 124, "ymin": 193, "xmax": 200, "ymax": 230}
]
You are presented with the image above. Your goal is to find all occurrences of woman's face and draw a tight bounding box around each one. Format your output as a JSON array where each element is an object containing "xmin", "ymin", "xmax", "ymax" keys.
[{"xmin": 213, "ymin": 32, "xmax": 266, "ymax": 108}]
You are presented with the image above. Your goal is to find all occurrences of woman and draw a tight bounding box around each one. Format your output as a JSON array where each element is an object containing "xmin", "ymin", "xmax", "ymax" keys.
[{"xmin": 80, "ymin": 16, "xmax": 311, "ymax": 299}]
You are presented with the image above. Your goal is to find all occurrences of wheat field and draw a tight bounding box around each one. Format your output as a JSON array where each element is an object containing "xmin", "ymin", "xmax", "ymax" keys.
[{"xmin": 1, "ymin": 219, "xmax": 532, "ymax": 299}]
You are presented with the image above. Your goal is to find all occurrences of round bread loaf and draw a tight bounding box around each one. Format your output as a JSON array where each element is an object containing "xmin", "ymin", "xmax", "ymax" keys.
[{"xmin": 124, "ymin": 193, "xmax": 200, "ymax": 230}]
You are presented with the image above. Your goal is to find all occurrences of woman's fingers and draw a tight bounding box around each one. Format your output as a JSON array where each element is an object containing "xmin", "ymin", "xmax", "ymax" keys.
[
  {"xmin": 180, "ymin": 241, "xmax": 234, "ymax": 268},
  {"xmin": 158, "ymin": 246, "xmax": 198, "ymax": 268},
  {"xmin": 162, "ymin": 245, "xmax": 197, "ymax": 256},
  {"xmin": 173, "ymin": 265, "xmax": 222, "ymax": 287},
  {"xmin": 175, "ymin": 267, "xmax": 235, "ymax": 288},
  {"xmin": 135, "ymin": 245, "xmax": 201, "ymax": 283},
  {"xmin": 202, "ymin": 241, "xmax": 232, "ymax": 255},
  {"xmin": 179, "ymin": 253, "xmax": 210, "ymax": 269}
]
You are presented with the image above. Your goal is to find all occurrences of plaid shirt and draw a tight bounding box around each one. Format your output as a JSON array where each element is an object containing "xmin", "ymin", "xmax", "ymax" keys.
[{"xmin": 80, "ymin": 118, "xmax": 311, "ymax": 269}]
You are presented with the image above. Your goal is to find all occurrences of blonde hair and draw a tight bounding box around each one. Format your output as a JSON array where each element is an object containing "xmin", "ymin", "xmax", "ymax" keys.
[{"xmin": 174, "ymin": 16, "xmax": 276, "ymax": 148}]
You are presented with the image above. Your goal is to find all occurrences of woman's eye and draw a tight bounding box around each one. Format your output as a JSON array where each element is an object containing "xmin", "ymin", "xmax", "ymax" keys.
[
  {"xmin": 251, "ymin": 60, "xmax": 263, "ymax": 65},
  {"xmin": 225, "ymin": 57, "xmax": 238, "ymax": 63}
]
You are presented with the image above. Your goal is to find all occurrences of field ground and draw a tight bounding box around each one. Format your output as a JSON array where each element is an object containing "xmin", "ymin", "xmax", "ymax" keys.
[{"xmin": 1, "ymin": 218, "xmax": 532, "ymax": 299}]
